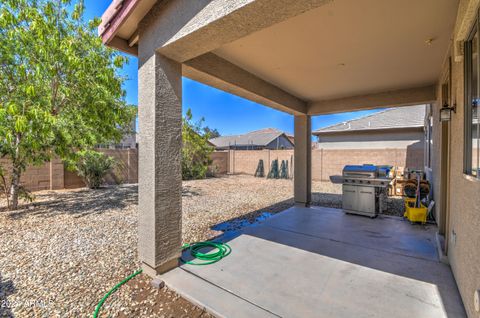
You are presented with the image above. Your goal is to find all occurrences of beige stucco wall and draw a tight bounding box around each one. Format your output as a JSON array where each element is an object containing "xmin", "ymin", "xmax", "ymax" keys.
[
  {"xmin": 316, "ymin": 128, "xmax": 425, "ymax": 150},
  {"xmin": 431, "ymin": 2, "xmax": 480, "ymax": 315}
]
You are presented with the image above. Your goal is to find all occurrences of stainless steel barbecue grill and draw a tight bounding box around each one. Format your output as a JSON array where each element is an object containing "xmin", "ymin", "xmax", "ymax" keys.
[{"xmin": 341, "ymin": 165, "xmax": 391, "ymax": 217}]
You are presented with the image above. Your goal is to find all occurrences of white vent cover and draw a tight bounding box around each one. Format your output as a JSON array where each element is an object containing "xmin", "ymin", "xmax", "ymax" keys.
[{"xmin": 474, "ymin": 289, "xmax": 480, "ymax": 312}]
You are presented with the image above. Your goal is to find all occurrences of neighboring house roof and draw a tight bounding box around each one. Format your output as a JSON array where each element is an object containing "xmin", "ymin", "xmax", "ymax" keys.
[
  {"xmin": 313, "ymin": 105, "xmax": 426, "ymax": 135},
  {"xmin": 285, "ymin": 133, "xmax": 294, "ymax": 145},
  {"xmin": 210, "ymin": 128, "xmax": 293, "ymax": 148}
]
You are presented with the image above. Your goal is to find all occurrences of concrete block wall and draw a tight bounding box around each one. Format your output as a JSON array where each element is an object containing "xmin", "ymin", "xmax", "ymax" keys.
[
  {"xmin": 0, "ymin": 158, "xmax": 64, "ymax": 192},
  {"xmin": 209, "ymin": 151, "xmax": 229, "ymax": 174},
  {"xmin": 316, "ymin": 148, "xmax": 424, "ymax": 180},
  {"xmin": 213, "ymin": 148, "xmax": 424, "ymax": 181},
  {"xmin": 229, "ymin": 150, "xmax": 270, "ymax": 175},
  {"xmin": 101, "ymin": 149, "xmax": 138, "ymax": 184},
  {"xmin": 49, "ymin": 159, "xmax": 65, "ymax": 190},
  {"xmin": 0, "ymin": 147, "xmax": 424, "ymax": 192},
  {"xmin": 21, "ymin": 163, "xmax": 51, "ymax": 191},
  {"xmin": 63, "ymin": 167, "xmax": 86, "ymax": 189},
  {"xmin": 64, "ymin": 149, "xmax": 139, "ymax": 189},
  {"xmin": 228, "ymin": 149, "xmax": 294, "ymax": 176},
  {"xmin": 0, "ymin": 149, "xmax": 138, "ymax": 192}
]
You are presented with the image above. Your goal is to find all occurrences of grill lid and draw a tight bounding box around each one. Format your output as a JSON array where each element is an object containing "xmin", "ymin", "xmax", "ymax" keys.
[{"xmin": 343, "ymin": 165, "xmax": 377, "ymax": 173}]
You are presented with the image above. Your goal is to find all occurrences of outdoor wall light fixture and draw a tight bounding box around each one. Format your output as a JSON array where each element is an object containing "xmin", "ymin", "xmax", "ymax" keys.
[
  {"xmin": 425, "ymin": 38, "xmax": 435, "ymax": 46},
  {"xmin": 440, "ymin": 80, "xmax": 456, "ymax": 122},
  {"xmin": 440, "ymin": 101, "xmax": 456, "ymax": 122}
]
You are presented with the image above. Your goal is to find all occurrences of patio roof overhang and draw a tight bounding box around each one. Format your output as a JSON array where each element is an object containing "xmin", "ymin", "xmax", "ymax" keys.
[{"xmin": 99, "ymin": 0, "xmax": 456, "ymax": 116}]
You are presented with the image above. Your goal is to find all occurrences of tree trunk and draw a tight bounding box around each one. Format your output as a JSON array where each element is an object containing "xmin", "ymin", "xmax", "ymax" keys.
[
  {"xmin": 9, "ymin": 134, "xmax": 21, "ymax": 210},
  {"xmin": 9, "ymin": 165, "xmax": 20, "ymax": 210}
]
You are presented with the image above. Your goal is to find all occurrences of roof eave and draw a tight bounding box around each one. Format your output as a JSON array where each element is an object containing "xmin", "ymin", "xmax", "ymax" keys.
[{"xmin": 98, "ymin": 0, "xmax": 142, "ymax": 56}]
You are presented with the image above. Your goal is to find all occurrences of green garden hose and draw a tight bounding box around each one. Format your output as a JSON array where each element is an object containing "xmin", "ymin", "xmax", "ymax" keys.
[
  {"xmin": 180, "ymin": 241, "xmax": 232, "ymax": 265},
  {"xmin": 93, "ymin": 241, "xmax": 231, "ymax": 317},
  {"xmin": 93, "ymin": 269, "xmax": 143, "ymax": 318}
]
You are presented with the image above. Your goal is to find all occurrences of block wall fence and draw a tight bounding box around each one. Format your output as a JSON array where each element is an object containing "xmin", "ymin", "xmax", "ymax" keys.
[
  {"xmin": 210, "ymin": 148, "xmax": 424, "ymax": 181},
  {"xmin": 0, "ymin": 147, "xmax": 423, "ymax": 192},
  {"xmin": 0, "ymin": 149, "xmax": 138, "ymax": 192}
]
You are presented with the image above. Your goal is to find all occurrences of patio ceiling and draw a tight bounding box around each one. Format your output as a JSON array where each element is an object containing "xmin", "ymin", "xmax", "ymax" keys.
[
  {"xmin": 101, "ymin": 0, "xmax": 458, "ymax": 115},
  {"xmin": 214, "ymin": 0, "xmax": 458, "ymax": 103}
]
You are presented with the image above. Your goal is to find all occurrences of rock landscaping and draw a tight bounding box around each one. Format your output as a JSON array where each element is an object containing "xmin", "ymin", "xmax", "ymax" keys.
[{"xmin": 0, "ymin": 175, "xmax": 403, "ymax": 317}]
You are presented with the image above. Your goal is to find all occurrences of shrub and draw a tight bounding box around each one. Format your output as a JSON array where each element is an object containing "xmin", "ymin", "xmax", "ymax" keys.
[
  {"xmin": 75, "ymin": 151, "xmax": 115, "ymax": 189},
  {"xmin": 182, "ymin": 109, "xmax": 214, "ymax": 180}
]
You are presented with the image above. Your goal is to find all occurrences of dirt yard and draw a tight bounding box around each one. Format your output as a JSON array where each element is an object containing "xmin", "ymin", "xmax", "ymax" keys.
[{"xmin": 0, "ymin": 175, "xmax": 402, "ymax": 317}]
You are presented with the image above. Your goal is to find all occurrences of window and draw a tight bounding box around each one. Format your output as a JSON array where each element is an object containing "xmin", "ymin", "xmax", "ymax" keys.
[{"xmin": 464, "ymin": 18, "xmax": 480, "ymax": 177}]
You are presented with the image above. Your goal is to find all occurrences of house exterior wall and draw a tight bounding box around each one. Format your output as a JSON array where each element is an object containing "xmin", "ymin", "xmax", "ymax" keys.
[
  {"xmin": 431, "ymin": 2, "xmax": 480, "ymax": 316},
  {"xmin": 316, "ymin": 128, "xmax": 425, "ymax": 149}
]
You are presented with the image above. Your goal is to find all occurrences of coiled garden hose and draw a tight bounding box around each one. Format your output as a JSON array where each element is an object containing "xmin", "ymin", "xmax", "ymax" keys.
[
  {"xmin": 181, "ymin": 241, "xmax": 232, "ymax": 265},
  {"xmin": 93, "ymin": 241, "xmax": 231, "ymax": 317}
]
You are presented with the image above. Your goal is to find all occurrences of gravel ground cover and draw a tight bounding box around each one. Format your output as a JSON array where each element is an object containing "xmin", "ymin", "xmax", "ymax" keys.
[{"xmin": 0, "ymin": 175, "xmax": 403, "ymax": 317}]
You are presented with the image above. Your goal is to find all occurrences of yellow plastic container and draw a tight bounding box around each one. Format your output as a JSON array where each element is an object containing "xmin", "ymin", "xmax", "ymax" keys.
[{"xmin": 404, "ymin": 198, "xmax": 428, "ymax": 223}]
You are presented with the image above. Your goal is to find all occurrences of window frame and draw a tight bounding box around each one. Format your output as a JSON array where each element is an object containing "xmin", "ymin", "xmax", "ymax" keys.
[
  {"xmin": 426, "ymin": 108, "xmax": 433, "ymax": 169},
  {"xmin": 464, "ymin": 14, "xmax": 479, "ymax": 177}
]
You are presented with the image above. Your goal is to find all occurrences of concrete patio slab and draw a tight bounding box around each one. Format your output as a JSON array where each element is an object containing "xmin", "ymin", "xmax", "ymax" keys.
[
  {"xmin": 264, "ymin": 206, "xmax": 439, "ymax": 261},
  {"xmin": 162, "ymin": 206, "xmax": 466, "ymax": 318}
]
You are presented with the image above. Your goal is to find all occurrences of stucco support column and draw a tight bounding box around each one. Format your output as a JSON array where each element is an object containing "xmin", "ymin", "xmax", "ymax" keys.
[
  {"xmin": 138, "ymin": 51, "xmax": 182, "ymax": 278},
  {"xmin": 294, "ymin": 115, "xmax": 312, "ymax": 206}
]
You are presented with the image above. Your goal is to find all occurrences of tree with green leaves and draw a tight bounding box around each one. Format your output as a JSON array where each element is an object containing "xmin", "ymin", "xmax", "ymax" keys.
[
  {"xmin": 203, "ymin": 126, "xmax": 221, "ymax": 138},
  {"xmin": 0, "ymin": 0, "xmax": 136, "ymax": 209},
  {"xmin": 182, "ymin": 109, "xmax": 214, "ymax": 180}
]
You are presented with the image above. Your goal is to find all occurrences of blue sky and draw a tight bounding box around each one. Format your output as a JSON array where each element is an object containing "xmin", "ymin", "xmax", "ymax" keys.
[
  {"xmin": 82, "ymin": 1, "xmax": 382, "ymax": 135},
  {"xmin": 183, "ymin": 78, "xmax": 382, "ymax": 135}
]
